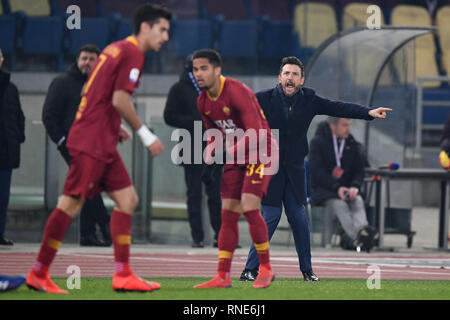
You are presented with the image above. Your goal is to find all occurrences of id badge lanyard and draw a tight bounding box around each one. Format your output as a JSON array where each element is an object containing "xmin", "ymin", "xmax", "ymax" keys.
[{"xmin": 332, "ymin": 134, "xmax": 345, "ymax": 168}]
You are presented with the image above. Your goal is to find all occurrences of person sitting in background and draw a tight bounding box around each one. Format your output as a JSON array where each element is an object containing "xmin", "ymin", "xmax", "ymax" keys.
[
  {"xmin": 309, "ymin": 117, "xmax": 378, "ymax": 252},
  {"xmin": 0, "ymin": 49, "xmax": 25, "ymax": 246}
]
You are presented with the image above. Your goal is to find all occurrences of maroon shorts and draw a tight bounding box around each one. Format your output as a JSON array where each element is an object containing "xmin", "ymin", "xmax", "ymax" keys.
[
  {"xmin": 220, "ymin": 163, "xmax": 273, "ymax": 200},
  {"xmin": 63, "ymin": 149, "xmax": 132, "ymax": 199}
]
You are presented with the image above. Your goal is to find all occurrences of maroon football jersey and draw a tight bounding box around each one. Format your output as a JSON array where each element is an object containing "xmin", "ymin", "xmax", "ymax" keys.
[
  {"xmin": 197, "ymin": 76, "xmax": 274, "ymax": 164},
  {"xmin": 67, "ymin": 36, "xmax": 144, "ymax": 162}
]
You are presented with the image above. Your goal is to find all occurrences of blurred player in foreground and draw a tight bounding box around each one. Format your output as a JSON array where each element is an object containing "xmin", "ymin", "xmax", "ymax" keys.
[
  {"xmin": 192, "ymin": 49, "xmax": 279, "ymax": 289},
  {"xmin": 25, "ymin": 3, "xmax": 171, "ymax": 294}
]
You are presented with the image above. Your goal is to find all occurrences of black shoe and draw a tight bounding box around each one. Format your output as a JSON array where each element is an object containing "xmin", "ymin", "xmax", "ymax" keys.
[
  {"xmin": 239, "ymin": 269, "xmax": 258, "ymax": 281},
  {"xmin": 80, "ymin": 235, "xmax": 109, "ymax": 247},
  {"xmin": 0, "ymin": 236, "xmax": 13, "ymax": 246},
  {"xmin": 192, "ymin": 241, "xmax": 204, "ymax": 248},
  {"xmin": 302, "ymin": 270, "xmax": 320, "ymax": 282},
  {"xmin": 357, "ymin": 226, "xmax": 378, "ymax": 253}
]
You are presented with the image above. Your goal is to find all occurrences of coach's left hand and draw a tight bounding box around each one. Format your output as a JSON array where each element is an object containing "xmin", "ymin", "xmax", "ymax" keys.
[{"xmin": 369, "ymin": 107, "xmax": 392, "ymax": 119}]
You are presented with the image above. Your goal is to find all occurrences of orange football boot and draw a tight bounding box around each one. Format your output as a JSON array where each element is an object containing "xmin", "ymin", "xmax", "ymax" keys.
[
  {"xmin": 26, "ymin": 270, "xmax": 68, "ymax": 294},
  {"xmin": 252, "ymin": 266, "xmax": 275, "ymax": 289},
  {"xmin": 194, "ymin": 274, "xmax": 232, "ymax": 288},
  {"xmin": 113, "ymin": 272, "xmax": 160, "ymax": 292}
]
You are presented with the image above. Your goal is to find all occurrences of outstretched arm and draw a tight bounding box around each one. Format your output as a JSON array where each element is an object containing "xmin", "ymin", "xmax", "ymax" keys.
[{"xmin": 315, "ymin": 95, "xmax": 392, "ymax": 120}]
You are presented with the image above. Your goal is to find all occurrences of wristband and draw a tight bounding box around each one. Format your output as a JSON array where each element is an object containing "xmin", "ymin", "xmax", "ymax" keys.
[{"xmin": 137, "ymin": 125, "xmax": 157, "ymax": 147}]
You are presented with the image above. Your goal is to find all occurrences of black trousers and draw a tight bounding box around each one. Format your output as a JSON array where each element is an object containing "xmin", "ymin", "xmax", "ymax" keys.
[
  {"xmin": 59, "ymin": 145, "xmax": 110, "ymax": 238},
  {"xmin": 183, "ymin": 164, "xmax": 222, "ymax": 243}
]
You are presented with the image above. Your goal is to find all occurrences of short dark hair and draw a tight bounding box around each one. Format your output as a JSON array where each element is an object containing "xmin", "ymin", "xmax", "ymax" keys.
[
  {"xmin": 77, "ymin": 44, "xmax": 100, "ymax": 59},
  {"xmin": 133, "ymin": 3, "xmax": 172, "ymax": 35},
  {"xmin": 192, "ymin": 49, "xmax": 222, "ymax": 68},
  {"xmin": 279, "ymin": 56, "xmax": 304, "ymax": 77}
]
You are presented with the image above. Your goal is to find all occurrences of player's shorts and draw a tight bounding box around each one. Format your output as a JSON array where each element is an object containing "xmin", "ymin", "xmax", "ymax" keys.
[
  {"xmin": 63, "ymin": 149, "xmax": 132, "ymax": 200},
  {"xmin": 220, "ymin": 163, "xmax": 273, "ymax": 200}
]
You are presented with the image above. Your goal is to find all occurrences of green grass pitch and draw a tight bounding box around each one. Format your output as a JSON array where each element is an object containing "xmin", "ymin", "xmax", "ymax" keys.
[{"xmin": 1, "ymin": 277, "xmax": 449, "ymax": 300}]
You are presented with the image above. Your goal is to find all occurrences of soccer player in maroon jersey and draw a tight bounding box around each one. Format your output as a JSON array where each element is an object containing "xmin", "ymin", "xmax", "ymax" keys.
[
  {"xmin": 25, "ymin": 4, "xmax": 171, "ymax": 294},
  {"xmin": 192, "ymin": 50, "xmax": 279, "ymax": 289}
]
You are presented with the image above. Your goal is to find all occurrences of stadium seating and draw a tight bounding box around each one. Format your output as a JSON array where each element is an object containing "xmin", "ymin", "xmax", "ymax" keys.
[
  {"xmin": 391, "ymin": 5, "xmax": 441, "ymax": 88},
  {"xmin": 115, "ymin": 18, "xmax": 133, "ymax": 40},
  {"xmin": 293, "ymin": 2, "xmax": 338, "ymax": 49},
  {"xmin": 217, "ymin": 19, "xmax": 259, "ymax": 72},
  {"xmin": 56, "ymin": 0, "xmax": 99, "ymax": 17},
  {"xmin": 99, "ymin": 0, "xmax": 140, "ymax": 18},
  {"xmin": 341, "ymin": 2, "xmax": 385, "ymax": 30},
  {"xmin": 0, "ymin": 15, "xmax": 16, "ymax": 69},
  {"xmin": 250, "ymin": 0, "xmax": 292, "ymax": 20},
  {"xmin": 8, "ymin": 0, "xmax": 52, "ymax": 16},
  {"xmin": 67, "ymin": 17, "xmax": 110, "ymax": 55},
  {"xmin": 258, "ymin": 18, "xmax": 301, "ymax": 66},
  {"xmin": 169, "ymin": 19, "xmax": 215, "ymax": 59},
  {"xmin": 436, "ymin": 6, "xmax": 450, "ymax": 76},
  {"xmin": 152, "ymin": 0, "xmax": 200, "ymax": 19},
  {"xmin": 201, "ymin": 0, "xmax": 253, "ymax": 20},
  {"xmin": 22, "ymin": 16, "xmax": 64, "ymax": 71}
]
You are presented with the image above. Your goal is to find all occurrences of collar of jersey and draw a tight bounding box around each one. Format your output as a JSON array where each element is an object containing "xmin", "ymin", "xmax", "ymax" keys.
[
  {"xmin": 126, "ymin": 36, "xmax": 139, "ymax": 48},
  {"xmin": 207, "ymin": 75, "xmax": 226, "ymax": 101}
]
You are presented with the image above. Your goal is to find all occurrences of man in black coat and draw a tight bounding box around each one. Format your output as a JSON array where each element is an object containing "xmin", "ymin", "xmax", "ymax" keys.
[
  {"xmin": 309, "ymin": 118, "xmax": 378, "ymax": 252},
  {"xmin": 42, "ymin": 44, "xmax": 111, "ymax": 247},
  {"xmin": 0, "ymin": 49, "xmax": 25, "ymax": 245},
  {"xmin": 240, "ymin": 56, "xmax": 390, "ymax": 281},
  {"xmin": 163, "ymin": 55, "xmax": 222, "ymax": 248}
]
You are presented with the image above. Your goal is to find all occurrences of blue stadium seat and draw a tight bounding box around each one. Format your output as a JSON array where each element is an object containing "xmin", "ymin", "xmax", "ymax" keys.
[
  {"xmin": 217, "ymin": 20, "xmax": 258, "ymax": 58},
  {"xmin": 67, "ymin": 17, "xmax": 110, "ymax": 55},
  {"xmin": 169, "ymin": 19, "xmax": 214, "ymax": 58},
  {"xmin": 259, "ymin": 19, "xmax": 300, "ymax": 60},
  {"xmin": 115, "ymin": 18, "xmax": 133, "ymax": 40},
  {"xmin": 22, "ymin": 16, "xmax": 64, "ymax": 71},
  {"xmin": 0, "ymin": 15, "xmax": 16, "ymax": 69}
]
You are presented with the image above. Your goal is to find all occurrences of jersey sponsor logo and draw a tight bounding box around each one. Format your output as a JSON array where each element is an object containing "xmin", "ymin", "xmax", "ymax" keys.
[
  {"xmin": 214, "ymin": 119, "xmax": 237, "ymax": 132},
  {"xmin": 251, "ymin": 180, "xmax": 262, "ymax": 184},
  {"xmin": 205, "ymin": 111, "xmax": 211, "ymax": 115},
  {"xmin": 129, "ymin": 68, "xmax": 140, "ymax": 83}
]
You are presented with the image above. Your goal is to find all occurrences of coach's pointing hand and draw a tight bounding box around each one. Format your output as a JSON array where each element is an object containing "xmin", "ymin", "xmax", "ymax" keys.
[
  {"xmin": 368, "ymin": 107, "xmax": 392, "ymax": 119},
  {"xmin": 148, "ymin": 139, "xmax": 164, "ymax": 156}
]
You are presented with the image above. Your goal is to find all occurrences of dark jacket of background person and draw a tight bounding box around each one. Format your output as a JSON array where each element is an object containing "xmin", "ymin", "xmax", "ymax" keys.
[
  {"xmin": 0, "ymin": 69, "xmax": 25, "ymax": 170},
  {"xmin": 255, "ymin": 86, "xmax": 372, "ymax": 207},
  {"xmin": 440, "ymin": 114, "xmax": 450, "ymax": 154},
  {"xmin": 42, "ymin": 63, "xmax": 86, "ymax": 159},
  {"xmin": 309, "ymin": 121, "xmax": 365, "ymax": 206},
  {"xmin": 164, "ymin": 69, "xmax": 204, "ymax": 165}
]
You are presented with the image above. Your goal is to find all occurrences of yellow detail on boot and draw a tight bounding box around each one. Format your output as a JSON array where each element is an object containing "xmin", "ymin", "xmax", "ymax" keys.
[
  {"xmin": 254, "ymin": 241, "xmax": 269, "ymax": 252},
  {"xmin": 47, "ymin": 238, "xmax": 62, "ymax": 250},
  {"xmin": 218, "ymin": 250, "xmax": 233, "ymax": 259},
  {"xmin": 116, "ymin": 235, "xmax": 131, "ymax": 245}
]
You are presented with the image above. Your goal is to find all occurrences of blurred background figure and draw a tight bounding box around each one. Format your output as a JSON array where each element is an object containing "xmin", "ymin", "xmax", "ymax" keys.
[
  {"xmin": 309, "ymin": 118, "xmax": 378, "ymax": 252},
  {"xmin": 164, "ymin": 54, "xmax": 222, "ymax": 248},
  {"xmin": 0, "ymin": 48, "xmax": 25, "ymax": 246},
  {"xmin": 42, "ymin": 44, "xmax": 111, "ymax": 247}
]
